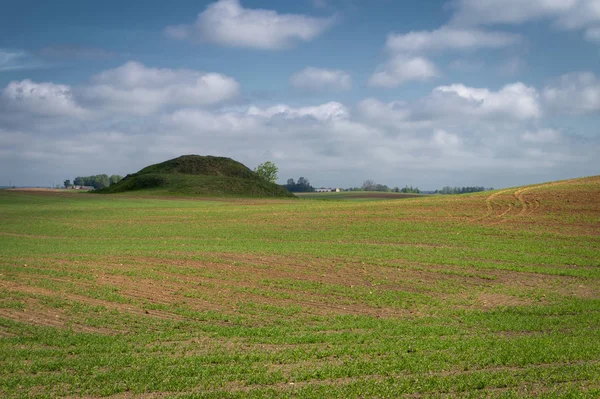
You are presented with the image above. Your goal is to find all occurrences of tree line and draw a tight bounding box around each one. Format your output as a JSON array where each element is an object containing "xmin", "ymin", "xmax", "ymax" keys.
[
  {"xmin": 435, "ymin": 186, "xmax": 491, "ymax": 194},
  {"xmin": 254, "ymin": 162, "xmax": 490, "ymax": 196},
  {"xmin": 344, "ymin": 180, "xmax": 421, "ymax": 193},
  {"xmin": 64, "ymin": 174, "xmax": 123, "ymax": 189}
]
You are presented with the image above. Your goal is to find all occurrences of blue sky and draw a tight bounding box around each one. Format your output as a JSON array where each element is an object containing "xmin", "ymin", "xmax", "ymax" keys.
[{"xmin": 1, "ymin": 0, "xmax": 599, "ymax": 189}]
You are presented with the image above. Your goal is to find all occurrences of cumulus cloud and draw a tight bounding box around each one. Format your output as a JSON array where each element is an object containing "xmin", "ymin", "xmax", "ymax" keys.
[
  {"xmin": 0, "ymin": 63, "xmax": 597, "ymax": 189},
  {"xmin": 164, "ymin": 0, "xmax": 335, "ymax": 50},
  {"xmin": 433, "ymin": 83, "xmax": 541, "ymax": 120},
  {"xmin": 368, "ymin": 56, "xmax": 439, "ymax": 88},
  {"xmin": 359, "ymin": 82, "xmax": 542, "ymax": 128},
  {"xmin": 247, "ymin": 102, "xmax": 349, "ymax": 121},
  {"xmin": 452, "ymin": 0, "xmax": 578, "ymax": 25},
  {"xmin": 80, "ymin": 61, "xmax": 240, "ymax": 115},
  {"xmin": 1, "ymin": 79, "xmax": 88, "ymax": 118},
  {"xmin": 371, "ymin": 24, "xmax": 520, "ymax": 88},
  {"xmin": 290, "ymin": 67, "xmax": 352, "ymax": 92},
  {"xmin": 386, "ymin": 27, "xmax": 520, "ymax": 53},
  {"xmin": 451, "ymin": 0, "xmax": 600, "ymax": 41},
  {"xmin": 543, "ymin": 72, "xmax": 600, "ymax": 114}
]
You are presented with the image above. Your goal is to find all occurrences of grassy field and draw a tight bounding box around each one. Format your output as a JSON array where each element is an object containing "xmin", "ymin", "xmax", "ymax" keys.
[
  {"xmin": 295, "ymin": 191, "xmax": 423, "ymax": 201},
  {"xmin": 1, "ymin": 176, "xmax": 599, "ymax": 398}
]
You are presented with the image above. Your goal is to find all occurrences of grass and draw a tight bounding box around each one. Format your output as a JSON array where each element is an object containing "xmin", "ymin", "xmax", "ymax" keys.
[
  {"xmin": 0, "ymin": 175, "xmax": 599, "ymax": 398},
  {"xmin": 295, "ymin": 191, "xmax": 423, "ymax": 201},
  {"xmin": 96, "ymin": 155, "xmax": 295, "ymax": 198}
]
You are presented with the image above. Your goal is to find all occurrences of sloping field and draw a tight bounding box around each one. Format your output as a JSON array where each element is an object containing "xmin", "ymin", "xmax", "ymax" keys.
[
  {"xmin": 295, "ymin": 191, "xmax": 423, "ymax": 200},
  {"xmin": 0, "ymin": 176, "xmax": 599, "ymax": 398}
]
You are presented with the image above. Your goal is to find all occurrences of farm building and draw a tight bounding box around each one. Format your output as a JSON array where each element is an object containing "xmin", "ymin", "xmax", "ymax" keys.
[
  {"xmin": 315, "ymin": 188, "xmax": 341, "ymax": 193},
  {"xmin": 71, "ymin": 186, "xmax": 95, "ymax": 190}
]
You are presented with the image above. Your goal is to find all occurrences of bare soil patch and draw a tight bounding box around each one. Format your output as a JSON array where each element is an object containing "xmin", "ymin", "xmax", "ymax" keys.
[{"xmin": 3, "ymin": 250, "xmax": 596, "ymax": 333}]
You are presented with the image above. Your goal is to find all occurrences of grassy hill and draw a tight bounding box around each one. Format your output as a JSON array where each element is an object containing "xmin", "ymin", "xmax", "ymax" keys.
[{"xmin": 95, "ymin": 155, "xmax": 295, "ymax": 198}]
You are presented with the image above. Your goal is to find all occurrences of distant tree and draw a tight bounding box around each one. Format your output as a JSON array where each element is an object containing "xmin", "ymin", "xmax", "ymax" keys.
[
  {"xmin": 89, "ymin": 174, "xmax": 109, "ymax": 189},
  {"xmin": 254, "ymin": 161, "xmax": 278, "ymax": 183},
  {"xmin": 401, "ymin": 185, "xmax": 421, "ymax": 194},
  {"xmin": 109, "ymin": 175, "xmax": 123, "ymax": 185},
  {"xmin": 73, "ymin": 177, "xmax": 84, "ymax": 186},
  {"xmin": 362, "ymin": 180, "xmax": 377, "ymax": 191},
  {"xmin": 284, "ymin": 177, "xmax": 315, "ymax": 192},
  {"xmin": 63, "ymin": 180, "xmax": 71, "ymax": 188}
]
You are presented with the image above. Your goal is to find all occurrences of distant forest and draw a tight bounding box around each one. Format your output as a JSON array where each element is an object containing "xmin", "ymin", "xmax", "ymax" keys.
[
  {"xmin": 435, "ymin": 186, "xmax": 492, "ymax": 194},
  {"xmin": 64, "ymin": 174, "xmax": 123, "ymax": 189},
  {"xmin": 344, "ymin": 180, "xmax": 421, "ymax": 193}
]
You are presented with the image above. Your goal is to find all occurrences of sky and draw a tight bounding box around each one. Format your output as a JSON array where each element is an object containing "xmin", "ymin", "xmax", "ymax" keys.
[{"xmin": 1, "ymin": 0, "xmax": 599, "ymax": 190}]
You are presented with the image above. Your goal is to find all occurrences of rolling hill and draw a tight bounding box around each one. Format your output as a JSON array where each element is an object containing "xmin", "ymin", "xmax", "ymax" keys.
[{"xmin": 95, "ymin": 155, "xmax": 295, "ymax": 198}]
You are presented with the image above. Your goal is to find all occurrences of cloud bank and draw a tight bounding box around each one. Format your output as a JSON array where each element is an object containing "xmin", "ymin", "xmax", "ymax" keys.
[
  {"xmin": 165, "ymin": 0, "xmax": 335, "ymax": 49},
  {"xmin": 1, "ymin": 62, "xmax": 597, "ymax": 189}
]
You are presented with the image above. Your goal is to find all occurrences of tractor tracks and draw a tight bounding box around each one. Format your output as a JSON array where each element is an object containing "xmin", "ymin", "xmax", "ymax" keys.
[{"xmin": 473, "ymin": 179, "xmax": 576, "ymax": 224}]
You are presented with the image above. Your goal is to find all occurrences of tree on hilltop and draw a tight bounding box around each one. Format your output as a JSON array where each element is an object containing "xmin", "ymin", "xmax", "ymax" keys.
[{"xmin": 254, "ymin": 161, "xmax": 279, "ymax": 183}]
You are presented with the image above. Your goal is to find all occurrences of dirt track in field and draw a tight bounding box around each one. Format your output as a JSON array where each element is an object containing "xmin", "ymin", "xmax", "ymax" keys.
[{"xmin": 470, "ymin": 176, "xmax": 600, "ymax": 232}]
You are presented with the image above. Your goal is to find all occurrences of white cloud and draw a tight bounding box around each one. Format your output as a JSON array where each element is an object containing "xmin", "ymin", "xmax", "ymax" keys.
[
  {"xmin": 543, "ymin": 72, "xmax": 600, "ymax": 114},
  {"xmin": 522, "ymin": 128, "xmax": 562, "ymax": 143},
  {"xmin": 1, "ymin": 79, "xmax": 87, "ymax": 118},
  {"xmin": 432, "ymin": 129, "xmax": 462, "ymax": 148},
  {"xmin": 164, "ymin": 0, "xmax": 335, "ymax": 50},
  {"xmin": 386, "ymin": 27, "xmax": 520, "ymax": 53},
  {"xmin": 0, "ymin": 66, "xmax": 597, "ymax": 189},
  {"xmin": 452, "ymin": 0, "xmax": 579, "ymax": 26},
  {"xmin": 247, "ymin": 102, "xmax": 349, "ymax": 121},
  {"xmin": 357, "ymin": 98, "xmax": 410, "ymax": 123},
  {"xmin": 290, "ymin": 67, "xmax": 352, "ymax": 91},
  {"xmin": 433, "ymin": 82, "xmax": 541, "ymax": 120},
  {"xmin": 371, "ymin": 26, "xmax": 519, "ymax": 89},
  {"xmin": 359, "ymin": 82, "xmax": 542, "ymax": 127},
  {"xmin": 165, "ymin": 109, "xmax": 261, "ymax": 134},
  {"xmin": 555, "ymin": 0, "xmax": 600, "ymax": 30},
  {"xmin": 451, "ymin": 0, "xmax": 600, "ymax": 41},
  {"xmin": 81, "ymin": 61, "xmax": 240, "ymax": 115},
  {"xmin": 368, "ymin": 56, "xmax": 439, "ymax": 88}
]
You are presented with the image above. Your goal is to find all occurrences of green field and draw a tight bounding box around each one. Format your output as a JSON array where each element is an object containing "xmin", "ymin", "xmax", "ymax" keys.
[
  {"xmin": 1, "ymin": 176, "xmax": 599, "ymax": 398},
  {"xmin": 295, "ymin": 191, "xmax": 423, "ymax": 201}
]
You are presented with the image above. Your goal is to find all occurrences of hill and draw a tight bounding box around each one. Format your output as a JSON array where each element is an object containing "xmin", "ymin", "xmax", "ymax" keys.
[{"xmin": 95, "ymin": 155, "xmax": 295, "ymax": 198}]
